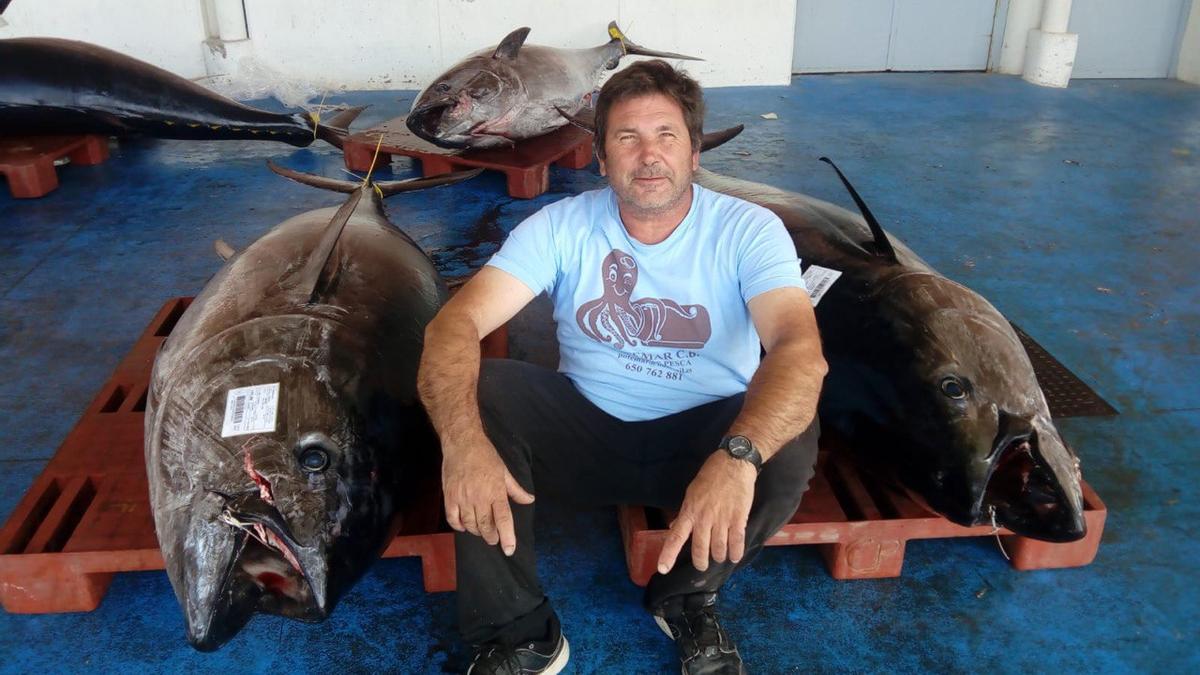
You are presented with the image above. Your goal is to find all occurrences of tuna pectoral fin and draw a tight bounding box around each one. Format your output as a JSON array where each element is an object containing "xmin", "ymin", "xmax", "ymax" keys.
[{"xmin": 608, "ymin": 21, "xmax": 702, "ymax": 63}]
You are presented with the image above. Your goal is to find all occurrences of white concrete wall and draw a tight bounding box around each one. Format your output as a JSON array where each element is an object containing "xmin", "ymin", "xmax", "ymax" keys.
[
  {"xmin": 1178, "ymin": 0, "xmax": 1200, "ymax": 83},
  {"xmin": 0, "ymin": 0, "xmax": 795, "ymax": 93},
  {"xmin": 0, "ymin": 0, "xmax": 208, "ymax": 78}
]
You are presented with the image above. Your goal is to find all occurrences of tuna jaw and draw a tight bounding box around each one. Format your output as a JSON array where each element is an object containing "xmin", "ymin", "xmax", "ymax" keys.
[
  {"xmin": 979, "ymin": 432, "xmax": 1087, "ymax": 542},
  {"xmin": 180, "ymin": 491, "xmax": 330, "ymax": 651}
]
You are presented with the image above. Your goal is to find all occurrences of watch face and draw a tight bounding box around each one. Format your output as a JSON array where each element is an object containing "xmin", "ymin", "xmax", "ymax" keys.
[{"xmin": 728, "ymin": 436, "xmax": 753, "ymax": 458}]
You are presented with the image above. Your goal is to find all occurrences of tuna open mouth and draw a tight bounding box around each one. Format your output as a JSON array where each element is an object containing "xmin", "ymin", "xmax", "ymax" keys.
[
  {"xmin": 980, "ymin": 434, "xmax": 1087, "ymax": 542},
  {"xmin": 406, "ymin": 101, "xmax": 470, "ymax": 148},
  {"xmin": 217, "ymin": 492, "xmax": 328, "ymax": 617}
]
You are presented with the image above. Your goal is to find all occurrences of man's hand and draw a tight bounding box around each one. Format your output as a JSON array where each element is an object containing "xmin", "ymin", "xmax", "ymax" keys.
[
  {"xmin": 657, "ymin": 451, "xmax": 757, "ymax": 574},
  {"xmin": 442, "ymin": 436, "xmax": 535, "ymax": 557}
]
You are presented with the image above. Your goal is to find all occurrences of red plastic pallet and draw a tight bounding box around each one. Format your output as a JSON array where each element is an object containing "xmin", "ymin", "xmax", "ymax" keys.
[
  {"xmin": 342, "ymin": 117, "xmax": 593, "ymax": 199},
  {"xmin": 619, "ymin": 443, "xmax": 1106, "ymax": 585},
  {"xmin": 0, "ymin": 135, "xmax": 110, "ymax": 198},
  {"xmin": 0, "ymin": 298, "xmax": 509, "ymax": 614}
]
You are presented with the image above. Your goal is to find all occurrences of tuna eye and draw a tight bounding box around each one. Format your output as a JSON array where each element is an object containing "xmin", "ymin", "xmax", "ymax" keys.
[
  {"xmin": 299, "ymin": 447, "xmax": 330, "ymax": 473},
  {"xmin": 940, "ymin": 376, "xmax": 967, "ymax": 399},
  {"xmin": 435, "ymin": 82, "xmax": 452, "ymax": 93}
]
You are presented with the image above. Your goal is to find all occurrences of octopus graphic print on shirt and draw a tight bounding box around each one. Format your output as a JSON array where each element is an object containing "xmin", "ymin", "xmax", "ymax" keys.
[
  {"xmin": 576, "ymin": 249, "xmax": 711, "ymax": 350},
  {"xmin": 485, "ymin": 185, "xmax": 805, "ymax": 421}
]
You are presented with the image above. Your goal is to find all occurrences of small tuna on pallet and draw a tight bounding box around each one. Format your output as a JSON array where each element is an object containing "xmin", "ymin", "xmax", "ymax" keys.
[
  {"xmin": 407, "ymin": 22, "xmax": 699, "ymax": 149},
  {"xmin": 142, "ymin": 163, "xmax": 479, "ymax": 650}
]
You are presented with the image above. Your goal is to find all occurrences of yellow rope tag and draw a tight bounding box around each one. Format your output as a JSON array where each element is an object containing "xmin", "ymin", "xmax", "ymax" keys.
[
  {"xmin": 362, "ymin": 134, "xmax": 385, "ymax": 190},
  {"xmin": 311, "ymin": 91, "xmax": 328, "ymax": 141}
]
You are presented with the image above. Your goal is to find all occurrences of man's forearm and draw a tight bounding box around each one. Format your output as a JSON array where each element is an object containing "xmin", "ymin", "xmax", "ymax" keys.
[
  {"xmin": 726, "ymin": 339, "xmax": 827, "ymax": 461},
  {"xmin": 417, "ymin": 313, "xmax": 488, "ymax": 450}
]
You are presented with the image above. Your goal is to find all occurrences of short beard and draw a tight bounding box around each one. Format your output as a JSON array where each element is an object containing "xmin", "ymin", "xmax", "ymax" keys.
[{"xmin": 613, "ymin": 168, "xmax": 695, "ymax": 219}]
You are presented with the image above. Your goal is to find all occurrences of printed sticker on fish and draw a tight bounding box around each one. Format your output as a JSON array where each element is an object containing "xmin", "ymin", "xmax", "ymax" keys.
[
  {"xmin": 801, "ymin": 264, "xmax": 842, "ymax": 307},
  {"xmin": 221, "ymin": 383, "xmax": 280, "ymax": 437}
]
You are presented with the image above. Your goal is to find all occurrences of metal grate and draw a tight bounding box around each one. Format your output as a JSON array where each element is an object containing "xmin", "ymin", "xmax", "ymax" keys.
[{"xmin": 1012, "ymin": 324, "xmax": 1119, "ymax": 418}]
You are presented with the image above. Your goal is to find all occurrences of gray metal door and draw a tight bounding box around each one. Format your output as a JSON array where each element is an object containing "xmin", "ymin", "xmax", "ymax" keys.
[
  {"xmin": 793, "ymin": 0, "xmax": 1000, "ymax": 73},
  {"xmin": 1069, "ymin": 0, "xmax": 1190, "ymax": 78}
]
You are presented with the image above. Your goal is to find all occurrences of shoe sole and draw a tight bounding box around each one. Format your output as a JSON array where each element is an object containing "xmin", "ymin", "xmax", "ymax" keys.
[{"xmin": 544, "ymin": 637, "xmax": 569, "ymax": 675}]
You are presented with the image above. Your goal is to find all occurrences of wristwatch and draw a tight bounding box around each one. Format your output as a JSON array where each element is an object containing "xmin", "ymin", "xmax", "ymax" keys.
[{"xmin": 719, "ymin": 435, "xmax": 763, "ymax": 474}]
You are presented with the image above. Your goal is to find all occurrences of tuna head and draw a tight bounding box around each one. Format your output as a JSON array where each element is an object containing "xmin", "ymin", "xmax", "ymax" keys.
[
  {"xmin": 406, "ymin": 28, "xmax": 531, "ymax": 149},
  {"xmin": 856, "ymin": 272, "xmax": 1087, "ymax": 542},
  {"xmin": 147, "ymin": 320, "xmax": 405, "ymax": 650}
]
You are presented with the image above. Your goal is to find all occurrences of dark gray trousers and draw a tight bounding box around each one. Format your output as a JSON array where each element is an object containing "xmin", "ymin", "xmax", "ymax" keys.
[{"xmin": 457, "ymin": 358, "xmax": 819, "ymax": 647}]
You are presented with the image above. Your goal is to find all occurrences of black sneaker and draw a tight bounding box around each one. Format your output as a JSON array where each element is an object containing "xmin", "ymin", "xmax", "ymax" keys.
[
  {"xmin": 653, "ymin": 592, "xmax": 746, "ymax": 675},
  {"xmin": 465, "ymin": 629, "xmax": 569, "ymax": 674}
]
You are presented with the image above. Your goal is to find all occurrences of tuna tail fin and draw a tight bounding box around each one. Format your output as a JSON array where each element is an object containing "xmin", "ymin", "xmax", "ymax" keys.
[
  {"xmin": 267, "ymin": 159, "xmax": 482, "ymax": 197},
  {"xmin": 607, "ymin": 21, "xmax": 702, "ymax": 66},
  {"xmin": 311, "ymin": 105, "xmax": 369, "ymax": 149},
  {"xmin": 819, "ymin": 157, "xmax": 899, "ymax": 264},
  {"xmin": 267, "ymin": 161, "xmax": 481, "ymax": 303},
  {"xmin": 553, "ymin": 106, "xmax": 742, "ymax": 153}
]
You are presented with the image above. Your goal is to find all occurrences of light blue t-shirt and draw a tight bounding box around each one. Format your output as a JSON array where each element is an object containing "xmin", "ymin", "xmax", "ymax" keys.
[{"xmin": 487, "ymin": 184, "xmax": 806, "ymax": 422}]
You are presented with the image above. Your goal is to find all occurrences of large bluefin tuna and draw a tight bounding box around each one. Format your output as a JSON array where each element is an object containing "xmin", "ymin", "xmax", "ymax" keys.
[
  {"xmin": 560, "ymin": 111, "xmax": 1086, "ymax": 542},
  {"xmin": 407, "ymin": 22, "xmax": 699, "ymax": 149},
  {"xmin": 697, "ymin": 159, "xmax": 1087, "ymax": 542},
  {"xmin": 144, "ymin": 163, "xmax": 480, "ymax": 650},
  {"xmin": 0, "ymin": 38, "xmax": 362, "ymax": 148}
]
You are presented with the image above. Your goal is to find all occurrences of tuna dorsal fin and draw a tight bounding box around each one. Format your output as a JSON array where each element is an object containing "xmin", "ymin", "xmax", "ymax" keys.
[
  {"xmin": 493, "ymin": 27, "xmax": 531, "ymax": 60},
  {"xmin": 819, "ymin": 157, "xmax": 899, "ymax": 264},
  {"xmin": 296, "ymin": 189, "xmax": 364, "ymax": 304}
]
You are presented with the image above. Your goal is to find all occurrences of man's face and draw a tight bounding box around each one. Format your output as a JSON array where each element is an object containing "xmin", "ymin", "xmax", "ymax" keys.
[{"xmin": 599, "ymin": 93, "xmax": 700, "ymax": 216}]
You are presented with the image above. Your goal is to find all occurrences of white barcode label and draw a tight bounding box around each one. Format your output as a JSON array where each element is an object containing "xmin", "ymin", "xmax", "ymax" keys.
[
  {"xmin": 221, "ymin": 383, "xmax": 280, "ymax": 437},
  {"xmin": 801, "ymin": 264, "xmax": 842, "ymax": 307}
]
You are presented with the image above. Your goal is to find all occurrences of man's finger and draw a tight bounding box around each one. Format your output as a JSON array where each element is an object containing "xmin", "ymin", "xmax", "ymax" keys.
[
  {"xmin": 691, "ymin": 521, "xmax": 712, "ymax": 572},
  {"xmin": 445, "ymin": 499, "xmax": 464, "ymax": 532},
  {"xmin": 729, "ymin": 524, "xmax": 747, "ymax": 564},
  {"xmin": 657, "ymin": 516, "xmax": 693, "ymax": 574},
  {"xmin": 461, "ymin": 506, "xmax": 480, "ymax": 537},
  {"xmin": 505, "ymin": 471, "xmax": 535, "ymax": 505},
  {"xmin": 478, "ymin": 507, "xmax": 499, "ymax": 546},
  {"xmin": 494, "ymin": 502, "xmax": 517, "ymax": 556},
  {"xmin": 711, "ymin": 524, "xmax": 729, "ymax": 564}
]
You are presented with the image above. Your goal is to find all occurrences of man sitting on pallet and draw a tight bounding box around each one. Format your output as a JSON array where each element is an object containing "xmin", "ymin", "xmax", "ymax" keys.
[{"xmin": 417, "ymin": 60, "xmax": 827, "ymax": 675}]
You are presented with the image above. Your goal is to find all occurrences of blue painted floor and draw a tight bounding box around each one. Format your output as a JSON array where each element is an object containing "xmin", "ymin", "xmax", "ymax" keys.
[{"xmin": 1, "ymin": 73, "xmax": 1198, "ymax": 673}]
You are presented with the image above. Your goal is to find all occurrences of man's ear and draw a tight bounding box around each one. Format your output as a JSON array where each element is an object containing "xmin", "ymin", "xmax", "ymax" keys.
[
  {"xmin": 691, "ymin": 150, "xmax": 700, "ymax": 171},
  {"xmin": 598, "ymin": 156, "xmax": 607, "ymax": 177}
]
